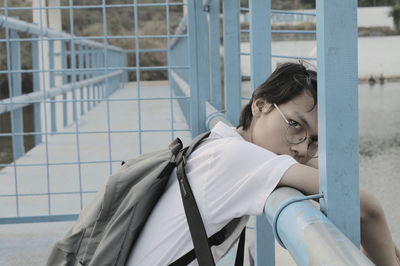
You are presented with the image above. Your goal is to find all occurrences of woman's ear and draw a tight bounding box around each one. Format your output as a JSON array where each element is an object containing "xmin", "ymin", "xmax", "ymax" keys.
[{"xmin": 251, "ymin": 99, "xmax": 270, "ymax": 116}]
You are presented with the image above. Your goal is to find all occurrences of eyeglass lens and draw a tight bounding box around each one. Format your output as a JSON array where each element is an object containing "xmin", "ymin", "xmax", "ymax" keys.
[{"xmin": 286, "ymin": 124, "xmax": 318, "ymax": 158}]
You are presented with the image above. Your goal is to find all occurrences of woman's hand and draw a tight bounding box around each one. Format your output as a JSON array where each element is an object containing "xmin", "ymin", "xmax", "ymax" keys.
[{"xmin": 305, "ymin": 158, "xmax": 318, "ymax": 169}]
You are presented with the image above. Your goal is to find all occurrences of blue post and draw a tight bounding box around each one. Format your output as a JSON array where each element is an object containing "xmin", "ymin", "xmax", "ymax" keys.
[
  {"xmin": 31, "ymin": 38, "xmax": 42, "ymax": 145},
  {"xmin": 316, "ymin": 0, "xmax": 360, "ymax": 246},
  {"xmin": 250, "ymin": 0, "xmax": 271, "ymax": 91},
  {"xmin": 78, "ymin": 44, "xmax": 85, "ymax": 115},
  {"xmin": 85, "ymin": 46, "xmax": 92, "ymax": 111},
  {"xmin": 92, "ymin": 48, "xmax": 97, "ymax": 106},
  {"xmin": 98, "ymin": 51, "xmax": 101, "ymax": 100},
  {"xmin": 187, "ymin": 0, "xmax": 209, "ymax": 136},
  {"xmin": 223, "ymin": 0, "xmax": 241, "ymax": 125},
  {"xmin": 209, "ymin": 0, "xmax": 222, "ymax": 110},
  {"xmin": 48, "ymin": 40, "xmax": 57, "ymax": 133},
  {"xmin": 70, "ymin": 43, "xmax": 78, "ymax": 123},
  {"xmin": 61, "ymin": 40, "xmax": 68, "ymax": 127},
  {"xmin": 122, "ymin": 51, "xmax": 126, "ymax": 86},
  {"xmin": 249, "ymin": 1, "xmax": 275, "ymax": 265},
  {"xmin": 98, "ymin": 49, "xmax": 103, "ymax": 102},
  {"xmin": 9, "ymin": 30, "xmax": 24, "ymax": 160}
]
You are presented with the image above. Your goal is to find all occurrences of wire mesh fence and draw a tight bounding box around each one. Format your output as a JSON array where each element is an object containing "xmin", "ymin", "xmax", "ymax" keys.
[{"xmin": 0, "ymin": 0, "xmax": 193, "ymax": 223}]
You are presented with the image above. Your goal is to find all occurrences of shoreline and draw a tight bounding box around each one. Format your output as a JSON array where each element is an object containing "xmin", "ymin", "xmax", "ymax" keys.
[{"xmin": 359, "ymin": 76, "xmax": 400, "ymax": 84}]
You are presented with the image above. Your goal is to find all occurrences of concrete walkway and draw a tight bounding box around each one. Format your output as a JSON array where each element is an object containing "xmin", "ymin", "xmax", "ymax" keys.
[{"xmin": 0, "ymin": 81, "xmax": 191, "ymax": 218}]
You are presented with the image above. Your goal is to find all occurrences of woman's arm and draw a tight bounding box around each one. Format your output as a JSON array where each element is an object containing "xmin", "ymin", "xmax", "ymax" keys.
[
  {"xmin": 278, "ymin": 163, "xmax": 319, "ymax": 195},
  {"xmin": 278, "ymin": 163, "xmax": 400, "ymax": 266}
]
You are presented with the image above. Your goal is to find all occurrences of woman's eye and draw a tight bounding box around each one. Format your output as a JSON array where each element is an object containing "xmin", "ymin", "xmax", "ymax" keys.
[{"xmin": 288, "ymin": 120, "xmax": 301, "ymax": 128}]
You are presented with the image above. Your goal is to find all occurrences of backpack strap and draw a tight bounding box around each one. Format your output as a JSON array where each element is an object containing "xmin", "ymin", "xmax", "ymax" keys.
[
  {"xmin": 175, "ymin": 131, "xmax": 214, "ymax": 266},
  {"xmin": 174, "ymin": 131, "xmax": 245, "ymax": 266},
  {"xmin": 169, "ymin": 219, "xmax": 246, "ymax": 266},
  {"xmin": 235, "ymin": 228, "xmax": 246, "ymax": 266}
]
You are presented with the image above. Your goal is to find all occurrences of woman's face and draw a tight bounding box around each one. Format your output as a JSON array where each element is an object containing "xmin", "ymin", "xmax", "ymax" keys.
[{"xmin": 247, "ymin": 91, "xmax": 318, "ymax": 164}]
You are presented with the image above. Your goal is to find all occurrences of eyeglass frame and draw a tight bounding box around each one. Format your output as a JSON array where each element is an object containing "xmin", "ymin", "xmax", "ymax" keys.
[{"xmin": 273, "ymin": 103, "xmax": 318, "ymax": 158}]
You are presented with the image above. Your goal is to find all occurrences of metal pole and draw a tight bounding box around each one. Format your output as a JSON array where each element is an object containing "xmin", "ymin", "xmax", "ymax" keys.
[
  {"xmin": 61, "ymin": 40, "xmax": 68, "ymax": 127},
  {"xmin": 48, "ymin": 40, "xmax": 57, "ymax": 133},
  {"xmin": 316, "ymin": 0, "xmax": 360, "ymax": 246},
  {"xmin": 249, "ymin": 1, "xmax": 275, "ymax": 265},
  {"xmin": 78, "ymin": 44, "xmax": 85, "ymax": 115},
  {"xmin": 187, "ymin": 0, "xmax": 208, "ymax": 136},
  {"xmin": 9, "ymin": 30, "xmax": 24, "ymax": 160},
  {"xmin": 264, "ymin": 187, "xmax": 372, "ymax": 266},
  {"xmin": 209, "ymin": 0, "xmax": 222, "ymax": 110},
  {"xmin": 32, "ymin": 37, "xmax": 42, "ymax": 145},
  {"xmin": 223, "ymin": 0, "xmax": 241, "ymax": 125}
]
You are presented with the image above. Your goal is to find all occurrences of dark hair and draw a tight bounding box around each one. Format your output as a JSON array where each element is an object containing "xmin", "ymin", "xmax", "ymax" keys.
[{"xmin": 238, "ymin": 61, "xmax": 317, "ymax": 130}]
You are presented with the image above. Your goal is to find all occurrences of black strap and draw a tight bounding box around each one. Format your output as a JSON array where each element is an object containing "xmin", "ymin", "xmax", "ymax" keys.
[
  {"xmin": 174, "ymin": 131, "xmax": 213, "ymax": 266},
  {"xmin": 170, "ymin": 219, "xmax": 246, "ymax": 266},
  {"xmin": 173, "ymin": 131, "xmax": 248, "ymax": 266},
  {"xmin": 176, "ymin": 159, "xmax": 215, "ymax": 266},
  {"xmin": 234, "ymin": 229, "xmax": 246, "ymax": 266},
  {"xmin": 169, "ymin": 227, "xmax": 226, "ymax": 266}
]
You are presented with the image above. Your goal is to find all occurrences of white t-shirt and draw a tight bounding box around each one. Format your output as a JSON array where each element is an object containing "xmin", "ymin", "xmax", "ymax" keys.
[{"xmin": 127, "ymin": 122, "xmax": 297, "ymax": 265}]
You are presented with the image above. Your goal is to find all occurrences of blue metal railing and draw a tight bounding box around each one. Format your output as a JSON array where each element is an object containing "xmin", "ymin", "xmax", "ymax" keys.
[
  {"xmin": 0, "ymin": 1, "xmax": 193, "ymax": 224},
  {"xmin": 0, "ymin": 15, "xmax": 126, "ymax": 159}
]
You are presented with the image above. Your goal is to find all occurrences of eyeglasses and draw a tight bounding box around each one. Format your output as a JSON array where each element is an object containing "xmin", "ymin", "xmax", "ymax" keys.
[{"xmin": 273, "ymin": 103, "xmax": 318, "ymax": 158}]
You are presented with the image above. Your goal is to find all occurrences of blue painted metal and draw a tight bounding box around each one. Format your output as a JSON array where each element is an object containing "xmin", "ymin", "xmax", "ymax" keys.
[
  {"xmin": 69, "ymin": 43, "xmax": 78, "ymax": 123},
  {"xmin": 85, "ymin": 46, "xmax": 92, "ymax": 111},
  {"xmin": 48, "ymin": 40, "xmax": 57, "ymax": 133},
  {"xmin": 31, "ymin": 37, "xmax": 42, "ymax": 145},
  {"xmin": 316, "ymin": 0, "xmax": 360, "ymax": 246},
  {"xmin": 187, "ymin": 0, "xmax": 209, "ymax": 137},
  {"xmin": 0, "ymin": 2, "xmax": 186, "ymax": 11},
  {"xmin": 271, "ymin": 30, "xmax": 316, "ymax": 34},
  {"xmin": 249, "ymin": 0, "xmax": 271, "ymax": 92},
  {"xmin": 0, "ymin": 214, "xmax": 79, "ymax": 224},
  {"xmin": 61, "ymin": 41, "xmax": 68, "ymax": 127},
  {"xmin": 1, "ymin": 9, "xmax": 126, "ymax": 224},
  {"xmin": 168, "ymin": 17, "xmax": 191, "ymax": 126},
  {"xmin": 78, "ymin": 44, "xmax": 85, "ymax": 115},
  {"xmin": 166, "ymin": 0, "xmax": 175, "ymax": 140},
  {"xmin": 223, "ymin": 0, "xmax": 241, "ymax": 126},
  {"xmin": 248, "ymin": 1, "xmax": 274, "ymax": 264},
  {"xmin": 100, "ymin": 0, "xmax": 115, "ymax": 176},
  {"xmin": 255, "ymin": 216, "xmax": 275, "ymax": 266},
  {"xmin": 264, "ymin": 187, "xmax": 372, "ymax": 265},
  {"xmin": 209, "ymin": 0, "xmax": 222, "ymax": 110},
  {"xmin": 0, "ymin": 70, "xmax": 124, "ymax": 114},
  {"xmin": 271, "ymin": 10, "xmax": 316, "ymax": 16},
  {"xmin": 133, "ymin": 0, "xmax": 143, "ymax": 154},
  {"xmin": 67, "ymin": 0, "xmax": 84, "ymax": 210},
  {"xmin": 187, "ymin": 1, "xmax": 200, "ymax": 136},
  {"xmin": 9, "ymin": 30, "xmax": 24, "ymax": 160},
  {"xmin": 0, "ymin": 7, "xmax": 364, "ymax": 265},
  {"xmin": 272, "ymin": 54, "xmax": 316, "ymax": 61}
]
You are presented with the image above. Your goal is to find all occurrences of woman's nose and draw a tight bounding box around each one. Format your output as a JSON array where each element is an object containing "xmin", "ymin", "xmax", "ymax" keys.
[{"xmin": 290, "ymin": 140, "xmax": 309, "ymax": 157}]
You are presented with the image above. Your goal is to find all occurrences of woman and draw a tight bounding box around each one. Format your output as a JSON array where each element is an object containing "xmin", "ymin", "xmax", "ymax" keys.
[
  {"xmin": 127, "ymin": 62, "xmax": 399, "ymax": 265},
  {"xmin": 236, "ymin": 62, "xmax": 399, "ymax": 265}
]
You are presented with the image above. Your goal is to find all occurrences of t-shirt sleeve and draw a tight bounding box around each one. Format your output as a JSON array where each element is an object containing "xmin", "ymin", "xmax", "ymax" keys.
[{"xmin": 203, "ymin": 138, "xmax": 297, "ymax": 224}]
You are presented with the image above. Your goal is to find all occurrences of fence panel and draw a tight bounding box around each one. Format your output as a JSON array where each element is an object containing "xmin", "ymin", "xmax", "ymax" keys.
[{"xmin": 0, "ymin": 1, "xmax": 191, "ymax": 223}]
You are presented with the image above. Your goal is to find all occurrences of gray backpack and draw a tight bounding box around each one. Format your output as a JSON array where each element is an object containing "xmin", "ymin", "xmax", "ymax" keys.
[{"xmin": 47, "ymin": 132, "xmax": 245, "ymax": 266}]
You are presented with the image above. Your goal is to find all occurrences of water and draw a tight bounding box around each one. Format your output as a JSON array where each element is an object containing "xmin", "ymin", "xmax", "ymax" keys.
[
  {"xmin": 240, "ymin": 35, "xmax": 400, "ymax": 80},
  {"xmin": 359, "ymin": 81, "xmax": 400, "ymax": 246}
]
